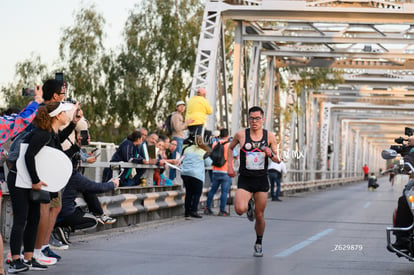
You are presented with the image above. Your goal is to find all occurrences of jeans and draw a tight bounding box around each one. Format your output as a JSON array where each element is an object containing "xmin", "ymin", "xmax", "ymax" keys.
[
  {"xmin": 181, "ymin": 175, "xmax": 203, "ymax": 215},
  {"xmin": 206, "ymin": 172, "xmax": 231, "ymax": 212},
  {"xmin": 83, "ymin": 192, "xmax": 103, "ymax": 216},
  {"xmin": 268, "ymin": 170, "xmax": 281, "ymax": 199},
  {"xmin": 56, "ymin": 207, "xmax": 97, "ymax": 232},
  {"xmin": 173, "ymin": 137, "xmax": 184, "ymax": 155}
]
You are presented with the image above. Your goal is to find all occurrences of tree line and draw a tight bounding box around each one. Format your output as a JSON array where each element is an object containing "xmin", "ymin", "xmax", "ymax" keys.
[{"xmin": 1, "ymin": 0, "xmax": 203, "ymax": 144}]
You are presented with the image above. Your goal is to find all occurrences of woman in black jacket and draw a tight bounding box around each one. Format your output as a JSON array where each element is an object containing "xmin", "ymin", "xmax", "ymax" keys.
[{"xmin": 7, "ymin": 102, "xmax": 76, "ymax": 273}]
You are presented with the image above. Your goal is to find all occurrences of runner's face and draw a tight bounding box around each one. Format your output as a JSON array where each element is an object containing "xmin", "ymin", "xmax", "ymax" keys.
[{"xmin": 248, "ymin": 111, "xmax": 264, "ymax": 130}]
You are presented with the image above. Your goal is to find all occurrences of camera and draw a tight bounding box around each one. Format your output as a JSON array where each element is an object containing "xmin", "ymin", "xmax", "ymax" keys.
[
  {"xmin": 22, "ymin": 88, "xmax": 35, "ymax": 97},
  {"xmin": 405, "ymin": 127, "xmax": 414, "ymax": 137},
  {"xmin": 389, "ymin": 128, "xmax": 414, "ymax": 156},
  {"xmin": 64, "ymin": 98, "xmax": 77, "ymax": 105},
  {"xmin": 395, "ymin": 137, "xmax": 407, "ymax": 144},
  {"xmin": 55, "ymin": 72, "xmax": 64, "ymax": 84},
  {"xmin": 390, "ymin": 145, "xmax": 409, "ymax": 155}
]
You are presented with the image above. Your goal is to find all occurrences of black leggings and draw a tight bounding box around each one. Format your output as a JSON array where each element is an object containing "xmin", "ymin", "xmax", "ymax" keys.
[
  {"xmin": 7, "ymin": 171, "xmax": 40, "ymax": 256},
  {"xmin": 181, "ymin": 175, "xmax": 203, "ymax": 215}
]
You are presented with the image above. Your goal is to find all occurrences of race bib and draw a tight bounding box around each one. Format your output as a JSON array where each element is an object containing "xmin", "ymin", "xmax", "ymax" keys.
[{"xmin": 246, "ymin": 151, "xmax": 265, "ymax": 170}]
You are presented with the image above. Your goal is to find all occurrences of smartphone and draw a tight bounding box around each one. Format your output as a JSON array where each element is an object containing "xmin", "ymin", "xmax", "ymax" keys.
[
  {"xmin": 80, "ymin": 130, "xmax": 89, "ymax": 146},
  {"xmin": 55, "ymin": 72, "xmax": 64, "ymax": 83},
  {"xmin": 22, "ymin": 88, "xmax": 35, "ymax": 96}
]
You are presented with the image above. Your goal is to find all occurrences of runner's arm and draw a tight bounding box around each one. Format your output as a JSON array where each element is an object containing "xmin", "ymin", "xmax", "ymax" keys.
[{"xmin": 267, "ymin": 131, "xmax": 280, "ymax": 163}]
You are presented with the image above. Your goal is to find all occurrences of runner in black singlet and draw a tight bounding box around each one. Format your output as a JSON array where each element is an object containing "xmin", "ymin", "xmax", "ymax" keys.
[{"xmin": 227, "ymin": 106, "xmax": 280, "ymax": 257}]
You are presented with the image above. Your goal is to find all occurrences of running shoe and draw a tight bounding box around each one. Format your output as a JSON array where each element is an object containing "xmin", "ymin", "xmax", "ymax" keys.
[
  {"xmin": 8, "ymin": 258, "xmax": 28, "ymax": 274},
  {"xmin": 204, "ymin": 207, "xmax": 214, "ymax": 215},
  {"xmin": 34, "ymin": 251, "xmax": 57, "ymax": 266},
  {"xmin": 50, "ymin": 233, "xmax": 69, "ymax": 250},
  {"xmin": 42, "ymin": 246, "xmax": 61, "ymax": 261},
  {"xmin": 218, "ymin": 210, "xmax": 230, "ymax": 216},
  {"xmin": 6, "ymin": 252, "xmax": 23, "ymax": 264},
  {"xmin": 23, "ymin": 258, "xmax": 48, "ymax": 271},
  {"xmin": 247, "ymin": 198, "xmax": 255, "ymax": 222},
  {"xmin": 97, "ymin": 214, "xmax": 117, "ymax": 225},
  {"xmin": 56, "ymin": 226, "xmax": 71, "ymax": 245},
  {"xmin": 253, "ymin": 243, "xmax": 263, "ymax": 257},
  {"xmin": 189, "ymin": 212, "xmax": 202, "ymax": 218}
]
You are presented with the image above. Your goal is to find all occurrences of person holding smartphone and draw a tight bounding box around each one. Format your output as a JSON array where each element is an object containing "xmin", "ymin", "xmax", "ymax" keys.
[
  {"xmin": 0, "ymin": 87, "xmax": 43, "ymax": 275},
  {"xmin": 1, "ymin": 86, "xmax": 44, "ymax": 152},
  {"xmin": 7, "ymin": 101, "xmax": 76, "ymax": 273}
]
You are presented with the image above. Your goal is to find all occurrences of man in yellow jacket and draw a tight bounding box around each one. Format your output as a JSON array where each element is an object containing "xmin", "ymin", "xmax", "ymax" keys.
[{"xmin": 185, "ymin": 88, "xmax": 213, "ymax": 137}]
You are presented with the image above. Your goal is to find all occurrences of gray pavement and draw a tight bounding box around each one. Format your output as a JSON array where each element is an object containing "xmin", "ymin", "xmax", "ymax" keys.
[{"xmin": 5, "ymin": 176, "xmax": 414, "ymax": 274}]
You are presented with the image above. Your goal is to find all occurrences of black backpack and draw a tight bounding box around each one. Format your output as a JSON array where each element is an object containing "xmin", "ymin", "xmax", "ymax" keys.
[
  {"xmin": 210, "ymin": 140, "xmax": 229, "ymax": 167},
  {"xmin": 163, "ymin": 112, "xmax": 175, "ymax": 135},
  {"xmin": 6, "ymin": 130, "xmax": 33, "ymax": 163}
]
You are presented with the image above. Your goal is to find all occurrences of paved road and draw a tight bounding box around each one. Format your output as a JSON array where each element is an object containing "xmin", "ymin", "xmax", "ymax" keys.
[{"xmin": 11, "ymin": 176, "xmax": 414, "ymax": 274}]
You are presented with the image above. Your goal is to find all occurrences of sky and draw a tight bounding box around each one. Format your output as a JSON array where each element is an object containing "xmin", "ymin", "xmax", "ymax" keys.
[{"xmin": 0, "ymin": 0, "xmax": 140, "ymax": 87}]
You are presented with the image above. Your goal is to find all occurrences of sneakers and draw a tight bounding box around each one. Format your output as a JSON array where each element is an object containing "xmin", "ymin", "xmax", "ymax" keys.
[
  {"xmin": 8, "ymin": 258, "xmax": 29, "ymax": 274},
  {"xmin": 42, "ymin": 247, "xmax": 61, "ymax": 261},
  {"xmin": 50, "ymin": 233, "xmax": 69, "ymax": 250},
  {"xmin": 55, "ymin": 226, "xmax": 71, "ymax": 245},
  {"xmin": 204, "ymin": 207, "xmax": 214, "ymax": 215},
  {"xmin": 189, "ymin": 212, "xmax": 202, "ymax": 218},
  {"xmin": 218, "ymin": 210, "xmax": 230, "ymax": 217},
  {"xmin": 254, "ymin": 243, "xmax": 263, "ymax": 257},
  {"xmin": 247, "ymin": 198, "xmax": 255, "ymax": 222},
  {"xmin": 97, "ymin": 214, "xmax": 117, "ymax": 225},
  {"xmin": 23, "ymin": 258, "xmax": 48, "ymax": 271},
  {"xmin": 34, "ymin": 251, "xmax": 57, "ymax": 265}
]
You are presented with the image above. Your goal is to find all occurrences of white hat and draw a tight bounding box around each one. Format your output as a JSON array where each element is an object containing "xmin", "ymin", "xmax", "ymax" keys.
[
  {"xmin": 49, "ymin": 102, "xmax": 73, "ymax": 117},
  {"xmin": 75, "ymin": 117, "xmax": 89, "ymax": 131},
  {"xmin": 176, "ymin": 100, "xmax": 185, "ymax": 107}
]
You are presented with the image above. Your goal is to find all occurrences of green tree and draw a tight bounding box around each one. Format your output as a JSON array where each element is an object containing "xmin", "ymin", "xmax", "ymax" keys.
[
  {"xmin": 58, "ymin": 5, "xmax": 115, "ymax": 140},
  {"xmin": 117, "ymin": 0, "xmax": 203, "ymax": 130},
  {"xmin": 1, "ymin": 54, "xmax": 48, "ymax": 109}
]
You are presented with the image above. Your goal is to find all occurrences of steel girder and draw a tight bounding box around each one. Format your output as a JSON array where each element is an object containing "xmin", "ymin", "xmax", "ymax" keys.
[{"xmin": 191, "ymin": 0, "xmax": 414, "ymax": 178}]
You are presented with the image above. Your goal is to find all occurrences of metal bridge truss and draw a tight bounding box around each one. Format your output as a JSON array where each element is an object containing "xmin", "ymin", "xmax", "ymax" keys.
[{"xmin": 191, "ymin": 0, "xmax": 414, "ymax": 179}]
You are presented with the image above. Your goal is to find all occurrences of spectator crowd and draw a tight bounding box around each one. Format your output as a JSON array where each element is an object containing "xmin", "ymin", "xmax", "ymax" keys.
[{"xmin": 0, "ymin": 82, "xmax": 287, "ymax": 273}]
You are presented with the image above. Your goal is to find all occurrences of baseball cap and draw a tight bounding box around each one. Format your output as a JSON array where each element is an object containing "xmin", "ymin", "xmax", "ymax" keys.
[{"xmin": 176, "ymin": 100, "xmax": 185, "ymax": 107}]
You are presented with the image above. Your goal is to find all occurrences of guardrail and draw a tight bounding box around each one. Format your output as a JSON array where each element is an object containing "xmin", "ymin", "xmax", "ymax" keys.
[
  {"xmin": 288, "ymin": 170, "xmax": 364, "ymax": 182},
  {"xmin": 0, "ymin": 157, "xmax": 363, "ymax": 242}
]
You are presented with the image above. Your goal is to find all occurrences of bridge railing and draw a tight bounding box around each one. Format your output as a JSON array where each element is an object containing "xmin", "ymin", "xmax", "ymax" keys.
[
  {"xmin": 0, "ymin": 141, "xmax": 364, "ymax": 241},
  {"xmin": 288, "ymin": 169, "xmax": 364, "ymax": 182}
]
